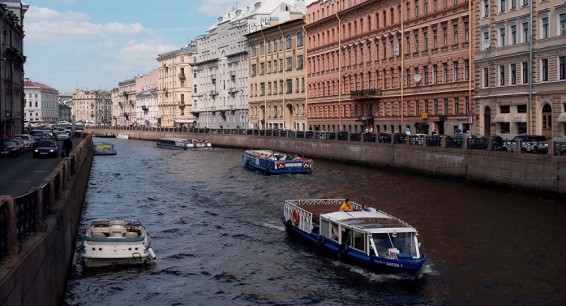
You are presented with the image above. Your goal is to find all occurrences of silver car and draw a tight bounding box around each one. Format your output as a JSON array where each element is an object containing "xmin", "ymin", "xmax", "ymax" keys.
[{"xmin": 15, "ymin": 134, "xmax": 37, "ymax": 151}]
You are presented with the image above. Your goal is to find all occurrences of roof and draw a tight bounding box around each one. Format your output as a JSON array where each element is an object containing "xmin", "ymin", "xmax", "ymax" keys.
[{"xmin": 24, "ymin": 81, "xmax": 58, "ymax": 93}]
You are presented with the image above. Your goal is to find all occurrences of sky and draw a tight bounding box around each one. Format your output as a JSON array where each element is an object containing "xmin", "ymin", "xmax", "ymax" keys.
[{"xmin": 24, "ymin": 0, "xmax": 314, "ymax": 94}]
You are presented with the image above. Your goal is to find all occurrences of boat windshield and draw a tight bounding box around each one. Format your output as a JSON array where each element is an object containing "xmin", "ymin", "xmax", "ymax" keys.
[{"xmin": 370, "ymin": 232, "xmax": 417, "ymax": 258}]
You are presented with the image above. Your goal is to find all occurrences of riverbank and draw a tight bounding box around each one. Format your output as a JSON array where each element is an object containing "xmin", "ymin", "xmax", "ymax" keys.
[{"xmin": 89, "ymin": 128, "xmax": 566, "ymax": 195}]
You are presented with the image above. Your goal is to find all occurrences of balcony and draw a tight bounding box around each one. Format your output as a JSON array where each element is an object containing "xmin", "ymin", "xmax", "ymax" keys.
[
  {"xmin": 350, "ymin": 89, "xmax": 382, "ymax": 99},
  {"xmin": 141, "ymin": 105, "xmax": 148, "ymax": 111},
  {"xmin": 210, "ymin": 90, "xmax": 218, "ymax": 96},
  {"xmin": 228, "ymin": 87, "xmax": 239, "ymax": 95},
  {"xmin": 179, "ymin": 73, "xmax": 186, "ymax": 80}
]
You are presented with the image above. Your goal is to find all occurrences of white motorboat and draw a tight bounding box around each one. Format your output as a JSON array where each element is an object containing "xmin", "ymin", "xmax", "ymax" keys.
[
  {"xmin": 116, "ymin": 133, "xmax": 129, "ymax": 139},
  {"xmin": 80, "ymin": 219, "xmax": 156, "ymax": 268}
]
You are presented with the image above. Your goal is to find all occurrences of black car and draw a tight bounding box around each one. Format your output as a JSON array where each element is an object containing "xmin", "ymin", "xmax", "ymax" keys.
[
  {"xmin": 0, "ymin": 139, "xmax": 22, "ymax": 157},
  {"xmin": 510, "ymin": 135, "xmax": 548, "ymax": 153},
  {"xmin": 33, "ymin": 140, "xmax": 59, "ymax": 158}
]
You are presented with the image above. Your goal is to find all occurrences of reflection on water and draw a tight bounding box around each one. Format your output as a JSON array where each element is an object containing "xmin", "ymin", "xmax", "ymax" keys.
[{"xmin": 64, "ymin": 138, "xmax": 566, "ymax": 305}]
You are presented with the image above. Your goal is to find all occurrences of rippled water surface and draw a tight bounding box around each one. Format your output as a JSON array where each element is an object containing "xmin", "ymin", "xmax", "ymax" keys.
[{"xmin": 64, "ymin": 138, "xmax": 566, "ymax": 305}]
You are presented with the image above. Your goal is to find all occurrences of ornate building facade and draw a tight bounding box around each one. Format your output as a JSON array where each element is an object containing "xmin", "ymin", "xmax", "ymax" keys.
[
  {"xmin": 474, "ymin": 0, "xmax": 566, "ymax": 139},
  {"xmin": 23, "ymin": 80, "xmax": 59, "ymax": 123},
  {"xmin": 0, "ymin": 1, "xmax": 27, "ymax": 138},
  {"xmin": 156, "ymin": 44, "xmax": 196, "ymax": 127},
  {"xmin": 113, "ymin": 78, "xmax": 136, "ymax": 126},
  {"xmin": 247, "ymin": 17, "xmax": 307, "ymax": 130},
  {"xmin": 72, "ymin": 89, "xmax": 111, "ymax": 125},
  {"xmin": 192, "ymin": 0, "xmax": 306, "ymax": 129},
  {"xmin": 306, "ymin": 0, "xmax": 474, "ymax": 135}
]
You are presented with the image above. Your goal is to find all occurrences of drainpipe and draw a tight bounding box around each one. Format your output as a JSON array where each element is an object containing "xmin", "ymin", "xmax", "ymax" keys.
[
  {"xmin": 261, "ymin": 30, "xmax": 268, "ymax": 129},
  {"xmin": 278, "ymin": 25, "xmax": 286, "ymax": 130},
  {"xmin": 336, "ymin": 7, "xmax": 342, "ymax": 131},
  {"xmin": 527, "ymin": 0, "xmax": 533, "ymax": 135},
  {"xmin": 400, "ymin": 1, "xmax": 405, "ymax": 133},
  {"xmin": 0, "ymin": 10, "xmax": 9, "ymax": 137},
  {"xmin": 303, "ymin": 24, "xmax": 308, "ymax": 131}
]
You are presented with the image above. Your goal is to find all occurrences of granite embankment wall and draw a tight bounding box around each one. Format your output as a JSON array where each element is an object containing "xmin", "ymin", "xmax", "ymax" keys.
[
  {"xmin": 99, "ymin": 129, "xmax": 566, "ymax": 195},
  {"xmin": 0, "ymin": 136, "xmax": 93, "ymax": 306}
]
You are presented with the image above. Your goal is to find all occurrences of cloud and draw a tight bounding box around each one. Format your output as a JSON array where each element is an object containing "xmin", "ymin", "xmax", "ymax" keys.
[{"xmin": 25, "ymin": 6, "xmax": 152, "ymax": 45}]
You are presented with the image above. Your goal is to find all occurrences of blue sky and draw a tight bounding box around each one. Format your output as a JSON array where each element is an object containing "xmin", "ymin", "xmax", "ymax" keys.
[{"xmin": 23, "ymin": 0, "xmax": 264, "ymax": 93}]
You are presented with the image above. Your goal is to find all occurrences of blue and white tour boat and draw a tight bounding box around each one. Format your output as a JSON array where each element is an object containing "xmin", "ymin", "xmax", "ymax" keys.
[
  {"xmin": 157, "ymin": 138, "xmax": 212, "ymax": 150},
  {"xmin": 93, "ymin": 142, "xmax": 117, "ymax": 156},
  {"xmin": 282, "ymin": 199, "xmax": 426, "ymax": 275},
  {"xmin": 242, "ymin": 149, "xmax": 313, "ymax": 174}
]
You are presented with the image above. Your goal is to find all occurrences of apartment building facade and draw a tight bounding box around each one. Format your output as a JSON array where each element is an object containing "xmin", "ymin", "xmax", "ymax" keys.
[
  {"xmin": 23, "ymin": 80, "xmax": 59, "ymax": 124},
  {"xmin": 156, "ymin": 44, "xmax": 196, "ymax": 128},
  {"xmin": 113, "ymin": 79, "xmax": 136, "ymax": 126},
  {"xmin": 306, "ymin": 0, "xmax": 474, "ymax": 135},
  {"xmin": 247, "ymin": 17, "xmax": 307, "ymax": 130},
  {"xmin": 475, "ymin": 0, "xmax": 566, "ymax": 139},
  {"xmin": 135, "ymin": 70, "xmax": 159, "ymax": 127},
  {"xmin": 0, "ymin": 1, "xmax": 27, "ymax": 138},
  {"xmin": 192, "ymin": 0, "xmax": 306, "ymax": 129},
  {"xmin": 72, "ymin": 89, "xmax": 112, "ymax": 125}
]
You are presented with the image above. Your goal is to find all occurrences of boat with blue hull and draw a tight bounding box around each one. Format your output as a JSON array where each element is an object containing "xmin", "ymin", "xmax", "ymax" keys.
[
  {"xmin": 157, "ymin": 138, "xmax": 212, "ymax": 150},
  {"xmin": 282, "ymin": 199, "xmax": 426, "ymax": 275},
  {"xmin": 243, "ymin": 149, "xmax": 313, "ymax": 174}
]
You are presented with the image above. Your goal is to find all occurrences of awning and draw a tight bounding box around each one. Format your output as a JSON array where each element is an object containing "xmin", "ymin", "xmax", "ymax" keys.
[
  {"xmin": 494, "ymin": 114, "xmax": 511, "ymax": 122},
  {"xmin": 558, "ymin": 113, "xmax": 566, "ymax": 123},
  {"xmin": 512, "ymin": 113, "xmax": 527, "ymax": 122},
  {"xmin": 174, "ymin": 119, "xmax": 196, "ymax": 123}
]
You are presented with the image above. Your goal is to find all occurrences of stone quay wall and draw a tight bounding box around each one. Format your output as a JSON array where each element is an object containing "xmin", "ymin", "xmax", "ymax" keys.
[
  {"xmin": 0, "ymin": 135, "xmax": 93, "ymax": 306},
  {"xmin": 97, "ymin": 129, "xmax": 566, "ymax": 195}
]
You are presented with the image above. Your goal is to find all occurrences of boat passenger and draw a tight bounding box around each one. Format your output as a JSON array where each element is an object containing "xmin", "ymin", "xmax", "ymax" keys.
[
  {"xmin": 339, "ymin": 199, "xmax": 353, "ymax": 212},
  {"xmin": 355, "ymin": 204, "xmax": 371, "ymax": 211}
]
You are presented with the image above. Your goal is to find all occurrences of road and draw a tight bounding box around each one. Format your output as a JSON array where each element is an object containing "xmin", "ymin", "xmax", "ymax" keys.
[{"xmin": 0, "ymin": 138, "xmax": 83, "ymax": 196}]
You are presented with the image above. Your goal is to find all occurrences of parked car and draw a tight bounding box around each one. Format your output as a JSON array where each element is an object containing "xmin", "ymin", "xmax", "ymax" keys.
[
  {"xmin": 15, "ymin": 134, "xmax": 37, "ymax": 151},
  {"xmin": 29, "ymin": 130, "xmax": 51, "ymax": 140},
  {"xmin": 5, "ymin": 137, "xmax": 26, "ymax": 154},
  {"xmin": 509, "ymin": 135, "xmax": 548, "ymax": 153},
  {"xmin": 33, "ymin": 140, "xmax": 59, "ymax": 158},
  {"xmin": 55, "ymin": 132, "xmax": 69, "ymax": 140},
  {"xmin": 491, "ymin": 135, "xmax": 507, "ymax": 151},
  {"xmin": 0, "ymin": 139, "xmax": 22, "ymax": 157}
]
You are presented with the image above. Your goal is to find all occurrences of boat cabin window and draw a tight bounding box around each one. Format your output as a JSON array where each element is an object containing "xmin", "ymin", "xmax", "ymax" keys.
[
  {"xmin": 320, "ymin": 219, "xmax": 330, "ymax": 238},
  {"xmin": 370, "ymin": 232, "xmax": 416, "ymax": 257},
  {"xmin": 350, "ymin": 230, "xmax": 366, "ymax": 252}
]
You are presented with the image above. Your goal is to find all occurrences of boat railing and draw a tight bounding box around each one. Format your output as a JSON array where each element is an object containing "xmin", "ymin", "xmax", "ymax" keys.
[{"xmin": 283, "ymin": 202, "xmax": 314, "ymax": 233}]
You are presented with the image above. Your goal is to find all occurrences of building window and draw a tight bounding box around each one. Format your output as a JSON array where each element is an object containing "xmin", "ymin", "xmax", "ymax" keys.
[
  {"xmin": 453, "ymin": 61, "xmax": 459, "ymax": 81},
  {"xmin": 511, "ymin": 25, "xmax": 517, "ymax": 45},
  {"xmin": 483, "ymin": 67, "xmax": 489, "ymax": 87},
  {"xmin": 500, "ymin": 0, "xmax": 506, "ymax": 12},
  {"xmin": 443, "ymin": 26, "xmax": 448, "ymax": 46},
  {"xmin": 415, "ymin": 0, "xmax": 420, "ymax": 17},
  {"xmin": 522, "ymin": 21, "xmax": 529, "ymax": 43},
  {"xmin": 286, "ymin": 35, "xmax": 292, "ymax": 49},
  {"xmin": 260, "ymin": 41, "xmax": 265, "ymax": 55},
  {"xmin": 522, "ymin": 0, "xmax": 529, "ymax": 6},
  {"xmin": 511, "ymin": 0, "xmax": 516, "ymax": 9},
  {"xmin": 522, "ymin": 61, "xmax": 528, "ymax": 83},
  {"xmin": 541, "ymin": 16, "xmax": 549, "ymax": 39},
  {"xmin": 465, "ymin": 60, "xmax": 469, "ymax": 80},
  {"xmin": 510, "ymin": 63, "xmax": 517, "ymax": 84},
  {"xmin": 433, "ymin": 29, "xmax": 438, "ymax": 48},
  {"xmin": 415, "ymin": 33, "xmax": 419, "ymax": 51},
  {"xmin": 499, "ymin": 27, "xmax": 506, "ymax": 46},
  {"xmin": 560, "ymin": 13, "xmax": 566, "ymax": 36},
  {"xmin": 499, "ymin": 65, "xmax": 505, "ymax": 85},
  {"xmin": 464, "ymin": 21, "xmax": 469, "ymax": 42},
  {"xmin": 434, "ymin": 99, "xmax": 439, "ymax": 114},
  {"xmin": 483, "ymin": 30, "xmax": 490, "ymax": 50},
  {"xmin": 443, "ymin": 63, "xmax": 448, "ymax": 82},
  {"xmin": 297, "ymin": 31, "xmax": 304, "ymax": 47},
  {"xmin": 559, "ymin": 56, "xmax": 566, "ymax": 80},
  {"xmin": 297, "ymin": 55, "xmax": 304, "ymax": 69},
  {"xmin": 286, "ymin": 79, "xmax": 293, "ymax": 93},
  {"xmin": 433, "ymin": 64, "xmax": 438, "ymax": 83},
  {"xmin": 251, "ymin": 44, "xmax": 257, "ymax": 56},
  {"xmin": 444, "ymin": 98, "xmax": 449, "ymax": 114},
  {"xmin": 455, "ymin": 97, "xmax": 460, "ymax": 114},
  {"xmin": 541, "ymin": 58, "xmax": 548, "ymax": 82},
  {"xmin": 483, "ymin": 0, "xmax": 489, "ymax": 17},
  {"xmin": 453, "ymin": 24, "xmax": 458, "ymax": 44},
  {"xmin": 424, "ymin": 31, "xmax": 428, "ymax": 50},
  {"xmin": 424, "ymin": 0, "xmax": 428, "ymax": 13}
]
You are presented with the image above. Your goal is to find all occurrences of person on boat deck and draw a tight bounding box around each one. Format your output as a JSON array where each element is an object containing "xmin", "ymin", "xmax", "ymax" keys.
[
  {"xmin": 355, "ymin": 204, "xmax": 371, "ymax": 211},
  {"xmin": 339, "ymin": 199, "xmax": 353, "ymax": 212}
]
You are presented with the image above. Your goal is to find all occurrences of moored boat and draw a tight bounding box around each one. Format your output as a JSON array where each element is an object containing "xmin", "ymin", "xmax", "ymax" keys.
[
  {"xmin": 156, "ymin": 138, "xmax": 212, "ymax": 150},
  {"xmin": 80, "ymin": 219, "xmax": 156, "ymax": 268},
  {"xmin": 116, "ymin": 133, "xmax": 129, "ymax": 139},
  {"xmin": 93, "ymin": 142, "xmax": 117, "ymax": 155},
  {"xmin": 93, "ymin": 132, "xmax": 116, "ymax": 138},
  {"xmin": 242, "ymin": 149, "xmax": 313, "ymax": 174},
  {"xmin": 282, "ymin": 199, "xmax": 426, "ymax": 275}
]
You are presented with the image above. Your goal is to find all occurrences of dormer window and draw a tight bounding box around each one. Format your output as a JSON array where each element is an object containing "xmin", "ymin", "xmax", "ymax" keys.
[{"xmin": 255, "ymin": 2, "xmax": 261, "ymax": 9}]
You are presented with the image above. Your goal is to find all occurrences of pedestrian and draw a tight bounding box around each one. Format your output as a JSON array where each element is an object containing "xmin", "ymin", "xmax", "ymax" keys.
[{"xmin": 62, "ymin": 138, "xmax": 72, "ymax": 158}]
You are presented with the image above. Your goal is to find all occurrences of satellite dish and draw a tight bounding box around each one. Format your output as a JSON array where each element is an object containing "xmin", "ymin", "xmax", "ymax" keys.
[{"xmin": 413, "ymin": 74, "xmax": 422, "ymax": 83}]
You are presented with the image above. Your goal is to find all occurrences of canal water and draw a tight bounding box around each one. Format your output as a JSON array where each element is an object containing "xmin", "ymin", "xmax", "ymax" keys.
[{"xmin": 64, "ymin": 138, "xmax": 565, "ymax": 305}]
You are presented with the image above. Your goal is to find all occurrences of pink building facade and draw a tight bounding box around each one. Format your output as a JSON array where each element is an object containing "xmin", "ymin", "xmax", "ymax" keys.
[{"xmin": 306, "ymin": 0, "xmax": 474, "ymax": 135}]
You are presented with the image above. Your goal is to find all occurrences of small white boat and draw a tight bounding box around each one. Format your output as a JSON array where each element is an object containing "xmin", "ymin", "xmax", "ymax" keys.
[
  {"xmin": 157, "ymin": 138, "xmax": 212, "ymax": 150},
  {"xmin": 116, "ymin": 133, "xmax": 129, "ymax": 139},
  {"xmin": 80, "ymin": 219, "xmax": 156, "ymax": 268}
]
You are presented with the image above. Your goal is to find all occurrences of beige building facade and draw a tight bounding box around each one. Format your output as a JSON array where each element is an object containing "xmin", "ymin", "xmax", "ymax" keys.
[
  {"xmin": 306, "ymin": 0, "xmax": 474, "ymax": 135},
  {"xmin": 72, "ymin": 89, "xmax": 111, "ymax": 125},
  {"xmin": 247, "ymin": 17, "xmax": 307, "ymax": 130},
  {"xmin": 113, "ymin": 79, "xmax": 136, "ymax": 127},
  {"xmin": 475, "ymin": 0, "xmax": 566, "ymax": 139},
  {"xmin": 156, "ymin": 44, "xmax": 197, "ymax": 128}
]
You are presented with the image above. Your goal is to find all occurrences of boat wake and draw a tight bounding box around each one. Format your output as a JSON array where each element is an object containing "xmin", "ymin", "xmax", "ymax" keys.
[{"xmin": 260, "ymin": 221, "xmax": 285, "ymax": 232}]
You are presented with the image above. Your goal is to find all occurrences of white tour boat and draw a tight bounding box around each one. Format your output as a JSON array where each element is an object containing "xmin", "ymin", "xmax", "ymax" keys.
[
  {"xmin": 80, "ymin": 219, "xmax": 156, "ymax": 268},
  {"xmin": 157, "ymin": 138, "xmax": 212, "ymax": 150}
]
